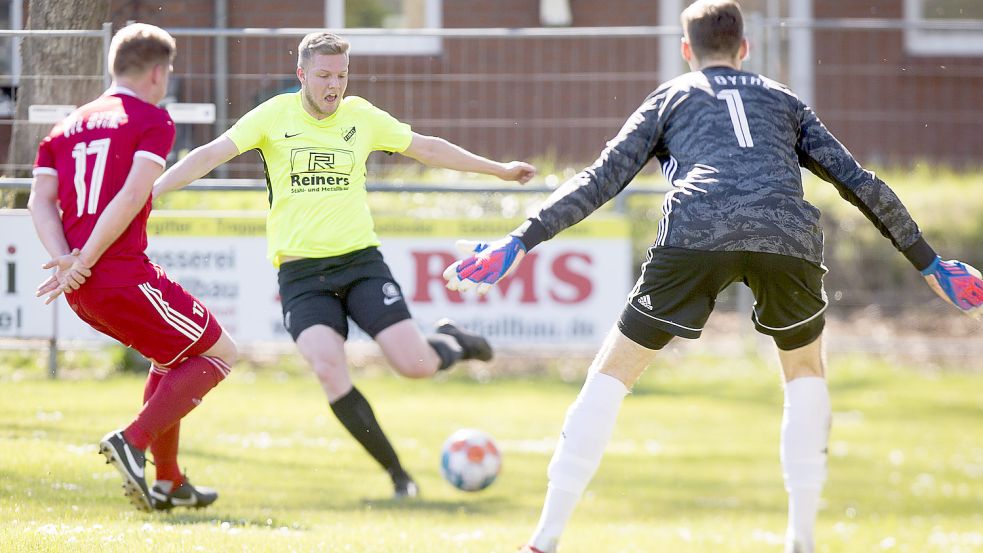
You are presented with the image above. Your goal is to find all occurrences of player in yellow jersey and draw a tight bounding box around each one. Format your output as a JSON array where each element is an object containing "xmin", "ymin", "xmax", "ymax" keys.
[{"xmin": 153, "ymin": 32, "xmax": 535, "ymax": 498}]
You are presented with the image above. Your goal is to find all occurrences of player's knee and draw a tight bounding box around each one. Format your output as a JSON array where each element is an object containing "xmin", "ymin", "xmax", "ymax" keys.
[
  {"xmin": 308, "ymin": 353, "xmax": 349, "ymax": 386},
  {"xmin": 783, "ymin": 363, "xmax": 823, "ymax": 381},
  {"xmin": 395, "ymin": 363, "xmax": 434, "ymax": 379},
  {"xmin": 780, "ymin": 349, "xmax": 825, "ymax": 381},
  {"xmin": 389, "ymin": 352, "xmax": 436, "ymax": 379},
  {"xmin": 777, "ymin": 328, "xmax": 825, "ymax": 381},
  {"xmin": 210, "ymin": 333, "xmax": 239, "ymax": 367}
]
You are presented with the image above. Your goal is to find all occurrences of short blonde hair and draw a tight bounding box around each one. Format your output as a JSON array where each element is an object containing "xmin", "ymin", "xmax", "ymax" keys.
[
  {"xmin": 108, "ymin": 23, "xmax": 176, "ymax": 78},
  {"xmin": 297, "ymin": 32, "xmax": 350, "ymax": 68}
]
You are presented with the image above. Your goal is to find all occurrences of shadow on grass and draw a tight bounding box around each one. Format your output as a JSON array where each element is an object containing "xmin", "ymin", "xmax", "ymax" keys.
[
  {"xmin": 156, "ymin": 511, "xmax": 310, "ymax": 530},
  {"xmin": 360, "ymin": 495, "xmax": 510, "ymax": 514}
]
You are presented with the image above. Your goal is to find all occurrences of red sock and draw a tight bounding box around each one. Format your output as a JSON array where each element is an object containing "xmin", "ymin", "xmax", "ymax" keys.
[
  {"xmin": 124, "ymin": 356, "xmax": 230, "ymax": 450},
  {"xmin": 152, "ymin": 422, "xmax": 183, "ymax": 484},
  {"xmin": 139, "ymin": 366, "xmax": 183, "ymax": 483}
]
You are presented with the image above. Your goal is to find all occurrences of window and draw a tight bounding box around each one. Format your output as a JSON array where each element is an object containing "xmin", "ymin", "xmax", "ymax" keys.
[
  {"xmin": 0, "ymin": 0, "xmax": 21, "ymax": 116},
  {"xmin": 324, "ymin": 0, "xmax": 442, "ymax": 56},
  {"xmin": 904, "ymin": 0, "xmax": 983, "ymax": 55}
]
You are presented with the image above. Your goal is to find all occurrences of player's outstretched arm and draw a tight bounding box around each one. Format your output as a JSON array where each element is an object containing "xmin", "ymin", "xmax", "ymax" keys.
[
  {"xmin": 921, "ymin": 256, "xmax": 983, "ymax": 319},
  {"xmin": 443, "ymin": 236, "xmax": 526, "ymax": 295},
  {"xmin": 400, "ymin": 133, "xmax": 536, "ymax": 184},
  {"xmin": 442, "ymin": 93, "xmax": 665, "ymax": 296},
  {"xmin": 152, "ymin": 136, "xmax": 240, "ymax": 200}
]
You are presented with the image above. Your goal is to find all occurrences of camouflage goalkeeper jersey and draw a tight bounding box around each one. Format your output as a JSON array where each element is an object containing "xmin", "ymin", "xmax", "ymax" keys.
[{"xmin": 514, "ymin": 67, "xmax": 933, "ymax": 268}]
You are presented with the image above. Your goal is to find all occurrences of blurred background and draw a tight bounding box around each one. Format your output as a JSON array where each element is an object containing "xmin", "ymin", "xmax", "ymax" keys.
[{"xmin": 0, "ymin": 0, "xmax": 980, "ymax": 373}]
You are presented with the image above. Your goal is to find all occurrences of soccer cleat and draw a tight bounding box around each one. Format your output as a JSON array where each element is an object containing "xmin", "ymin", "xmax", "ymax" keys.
[
  {"xmin": 435, "ymin": 319, "xmax": 493, "ymax": 362},
  {"xmin": 390, "ymin": 469, "xmax": 420, "ymax": 499},
  {"xmin": 150, "ymin": 477, "xmax": 218, "ymax": 510},
  {"xmin": 98, "ymin": 430, "xmax": 152, "ymax": 512},
  {"xmin": 518, "ymin": 546, "xmax": 552, "ymax": 553}
]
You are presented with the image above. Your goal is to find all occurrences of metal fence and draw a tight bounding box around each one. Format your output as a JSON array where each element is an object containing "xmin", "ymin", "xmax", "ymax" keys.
[
  {"xmin": 0, "ymin": 21, "xmax": 980, "ymax": 372},
  {"xmin": 0, "ymin": 19, "xmax": 981, "ymax": 176}
]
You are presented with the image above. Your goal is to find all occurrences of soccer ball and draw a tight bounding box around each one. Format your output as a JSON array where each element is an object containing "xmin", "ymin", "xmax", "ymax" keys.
[{"xmin": 440, "ymin": 429, "xmax": 502, "ymax": 492}]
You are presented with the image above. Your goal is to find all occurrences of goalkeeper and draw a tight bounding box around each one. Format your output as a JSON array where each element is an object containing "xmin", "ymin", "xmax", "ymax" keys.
[{"xmin": 444, "ymin": 1, "xmax": 982, "ymax": 552}]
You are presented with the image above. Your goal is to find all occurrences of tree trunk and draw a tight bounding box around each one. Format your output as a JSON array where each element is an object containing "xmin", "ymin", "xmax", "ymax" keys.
[{"xmin": 2, "ymin": 0, "xmax": 111, "ymax": 208}]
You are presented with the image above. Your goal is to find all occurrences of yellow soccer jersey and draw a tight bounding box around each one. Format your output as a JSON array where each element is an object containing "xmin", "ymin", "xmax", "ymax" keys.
[{"xmin": 223, "ymin": 93, "xmax": 412, "ymax": 267}]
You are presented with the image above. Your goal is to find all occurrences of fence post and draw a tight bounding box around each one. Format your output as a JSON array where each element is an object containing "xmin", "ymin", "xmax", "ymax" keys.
[
  {"xmin": 788, "ymin": 0, "xmax": 815, "ymax": 106},
  {"xmin": 47, "ymin": 298, "xmax": 58, "ymax": 379},
  {"xmin": 213, "ymin": 0, "xmax": 229, "ymax": 178},
  {"xmin": 102, "ymin": 22, "xmax": 112, "ymax": 88}
]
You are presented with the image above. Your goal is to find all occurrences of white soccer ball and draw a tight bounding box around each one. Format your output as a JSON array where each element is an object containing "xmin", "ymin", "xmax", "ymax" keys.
[{"xmin": 440, "ymin": 428, "xmax": 502, "ymax": 492}]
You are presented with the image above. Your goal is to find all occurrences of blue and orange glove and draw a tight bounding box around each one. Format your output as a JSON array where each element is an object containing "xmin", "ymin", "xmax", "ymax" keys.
[
  {"xmin": 443, "ymin": 236, "xmax": 526, "ymax": 295},
  {"xmin": 921, "ymin": 256, "xmax": 983, "ymax": 319}
]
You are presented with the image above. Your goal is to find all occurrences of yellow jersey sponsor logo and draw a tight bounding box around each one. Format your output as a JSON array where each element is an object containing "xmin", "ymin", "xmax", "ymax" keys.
[{"xmin": 288, "ymin": 147, "xmax": 355, "ymax": 192}]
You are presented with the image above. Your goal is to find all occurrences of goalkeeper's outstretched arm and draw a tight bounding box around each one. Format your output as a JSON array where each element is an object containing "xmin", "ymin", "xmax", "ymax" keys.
[{"xmin": 153, "ymin": 136, "xmax": 240, "ymax": 200}]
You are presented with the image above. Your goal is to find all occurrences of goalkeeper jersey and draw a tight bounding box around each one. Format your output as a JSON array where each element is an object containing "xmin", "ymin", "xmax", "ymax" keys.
[
  {"xmin": 223, "ymin": 93, "xmax": 412, "ymax": 267},
  {"xmin": 513, "ymin": 67, "xmax": 935, "ymax": 270}
]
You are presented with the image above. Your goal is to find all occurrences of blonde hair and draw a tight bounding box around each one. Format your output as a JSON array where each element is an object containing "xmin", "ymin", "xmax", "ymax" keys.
[
  {"xmin": 681, "ymin": 0, "xmax": 744, "ymax": 60},
  {"xmin": 297, "ymin": 32, "xmax": 350, "ymax": 68},
  {"xmin": 108, "ymin": 23, "xmax": 176, "ymax": 78}
]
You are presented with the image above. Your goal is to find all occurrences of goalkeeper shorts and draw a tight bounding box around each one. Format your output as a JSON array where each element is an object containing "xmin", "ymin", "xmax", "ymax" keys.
[{"xmin": 618, "ymin": 246, "xmax": 827, "ymax": 351}]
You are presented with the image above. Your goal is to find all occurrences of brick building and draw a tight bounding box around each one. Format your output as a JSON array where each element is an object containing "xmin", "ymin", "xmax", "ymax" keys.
[{"xmin": 5, "ymin": 0, "xmax": 982, "ymax": 172}]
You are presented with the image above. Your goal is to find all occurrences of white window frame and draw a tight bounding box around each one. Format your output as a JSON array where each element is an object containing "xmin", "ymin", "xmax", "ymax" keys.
[
  {"xmin": 903, "ymin": 0, "xmax": 983, "ymax": 56},
  {"xmin": 324, "ymin": 0, "xmax": 442, "ymax": 56}
]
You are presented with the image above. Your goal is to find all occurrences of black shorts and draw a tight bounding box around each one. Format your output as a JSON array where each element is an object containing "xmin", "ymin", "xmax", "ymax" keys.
[
  {"xmin": 618, "ymin": 247, "xmax": 827, "ymax": 351},
  {"xmin": 277, "ymin": 247, "xmax": 412, "ymax": 341}
]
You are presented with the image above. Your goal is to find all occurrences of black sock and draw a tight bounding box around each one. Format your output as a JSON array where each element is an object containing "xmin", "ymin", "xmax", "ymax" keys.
[
  {"xmin": 330, "ymin": 387, "xmax": 403, "ymax": 475},
  {"xmin": 427, "ymin": 334, "xmax": 462, "ymax": 371}
]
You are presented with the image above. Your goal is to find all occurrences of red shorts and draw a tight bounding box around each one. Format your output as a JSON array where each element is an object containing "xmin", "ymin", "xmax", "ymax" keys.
[{"xmin": 66, "ymin": 265, "xmax": 223, "ymax": 368}]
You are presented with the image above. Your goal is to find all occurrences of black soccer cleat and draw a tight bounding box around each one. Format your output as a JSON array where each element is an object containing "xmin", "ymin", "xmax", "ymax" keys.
[
  {"xmin": 390, "ymin": 469, "xmax": 420, "ymax": 499},
  {"xmin": 99, "ymin": 430, "xmax": 152, "ymax": 512},
  {"xmin": 435, "ymin": 319, "xmax": 493, "ymax": 362},
  {"xmin": 150, "ymin": 477, "xmax": 219, "ymax": 510}
]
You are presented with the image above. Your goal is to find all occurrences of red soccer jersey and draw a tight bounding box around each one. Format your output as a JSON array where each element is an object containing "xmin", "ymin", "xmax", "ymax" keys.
[{"xmin": 33, "ymin": 87, "xmax": 175, "ymax": 288}]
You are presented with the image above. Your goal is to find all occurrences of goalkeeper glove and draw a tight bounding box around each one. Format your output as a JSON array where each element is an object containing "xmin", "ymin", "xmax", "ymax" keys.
[
  {"xmin": 921, "ymin": 256, "xmax": 983, "ymax": 319},
  {"xmin": 443, "ymin": 236, "xmax": 526, "ymax": 295}
]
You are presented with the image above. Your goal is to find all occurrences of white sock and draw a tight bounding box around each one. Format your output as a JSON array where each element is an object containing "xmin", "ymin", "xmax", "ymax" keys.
[
  {"xmin": 781, "ymin": 377, "xmax": 831, "ymax": 553},
  {"xmin": 529, "ymin": 372, "xmax": 628, "ymax": 552}
]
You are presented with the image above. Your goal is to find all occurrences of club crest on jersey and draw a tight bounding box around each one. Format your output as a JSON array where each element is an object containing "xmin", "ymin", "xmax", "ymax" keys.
[{"xmin": 342, "ymin": 126, "xmax": 356, "ymax": 144}]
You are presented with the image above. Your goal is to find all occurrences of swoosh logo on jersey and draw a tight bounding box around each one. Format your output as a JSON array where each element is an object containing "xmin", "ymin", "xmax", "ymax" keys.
[
  {"xmin": 284, "ymin": 131, "xmax": 303, "ymax": 139},
  {"xmin": 383, "ymin": 296, "xmax": 402, "ymax": 306},
  {"xmin": 123, "ymin": 445, "xmax": 144, "ymax": 478}
]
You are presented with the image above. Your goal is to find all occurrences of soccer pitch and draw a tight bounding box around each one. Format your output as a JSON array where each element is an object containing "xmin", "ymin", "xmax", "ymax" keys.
[{"xmin": 1, "ymin": 353, "xmax": 981, "ymax": 552}]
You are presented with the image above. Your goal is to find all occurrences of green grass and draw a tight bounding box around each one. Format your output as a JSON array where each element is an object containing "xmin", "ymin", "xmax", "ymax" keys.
[{"xmin": 1, "ymin": 354, "xmax": 981, "ymax": 552}]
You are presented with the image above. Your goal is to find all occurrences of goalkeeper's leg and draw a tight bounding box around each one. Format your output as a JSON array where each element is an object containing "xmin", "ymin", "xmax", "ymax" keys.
[
  {"xmin": 526, "ymin": 327, "xmax": 660, "ymax": 553},
  {"xmin": 777, "ymin": 334, "xmax": 831, "ymax": 553}
]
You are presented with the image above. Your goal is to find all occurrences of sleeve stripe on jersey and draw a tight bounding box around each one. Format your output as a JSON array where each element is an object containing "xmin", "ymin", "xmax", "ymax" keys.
[
  {"xmin": 32, "ymin": 167, "xmax": 58, "ymax": 177},
  {"xmin": 134, "ymin": 150, "xmax": 167, "ymax": 168}
]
